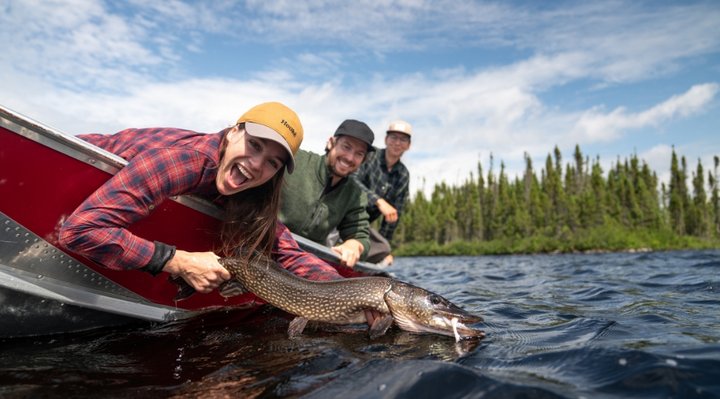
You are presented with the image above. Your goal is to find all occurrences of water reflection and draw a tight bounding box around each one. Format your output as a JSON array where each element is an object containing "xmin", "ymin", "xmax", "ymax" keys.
[{"xmin": 1, "ymin": 250, "xmax": 719, "ymax": 398}]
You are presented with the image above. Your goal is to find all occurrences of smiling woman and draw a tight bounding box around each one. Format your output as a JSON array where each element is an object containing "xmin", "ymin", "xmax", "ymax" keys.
[
  {"xmin": 58, "ymin": 102, "xmax": 346, "ymax": 295},
  {"xmin": 215, "ymin": 125, "xmax": 289, "ymax": 195},
  {"xmin": 216, "ymin": 127, "xmax": 260, "ymax": 194}
]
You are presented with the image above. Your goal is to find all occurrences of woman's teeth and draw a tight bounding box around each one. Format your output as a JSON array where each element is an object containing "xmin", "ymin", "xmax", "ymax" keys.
[
  {"xmin": 231, "ymin": 164, "xmax": 251, "ymax": 186},
  {"xmin": 238, "ymin": 164, "xmax": 252, "ymax": 179}
]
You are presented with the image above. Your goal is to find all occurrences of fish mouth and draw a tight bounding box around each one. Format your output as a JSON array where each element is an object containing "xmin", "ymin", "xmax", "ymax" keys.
[
  {"xmin": 436, "ymin": 305, "xmax": 485, "ymax": 340},
  {"xmin": 448, "ymin": 316, "xmax": 485, "ymax": 341},
  {"xmin": 393, "ymin": 313, "xmax": 485, "ymax": 342}
]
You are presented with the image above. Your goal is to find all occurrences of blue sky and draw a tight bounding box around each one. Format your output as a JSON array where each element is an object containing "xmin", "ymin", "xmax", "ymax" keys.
[{"xmin": 1, "ymin": 0, "xmax": 719, "ymax": 195}]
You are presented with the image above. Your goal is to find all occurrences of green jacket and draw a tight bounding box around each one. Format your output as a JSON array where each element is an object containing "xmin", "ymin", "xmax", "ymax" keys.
[{"xmin": 280, "ymin": 150, "xmax": 371, "ymax": 259}]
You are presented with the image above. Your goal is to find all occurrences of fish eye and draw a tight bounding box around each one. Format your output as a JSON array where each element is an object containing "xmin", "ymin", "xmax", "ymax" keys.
[{"xmin": 430, "ymin": 295, "xmax": 442, "ymax": 305}]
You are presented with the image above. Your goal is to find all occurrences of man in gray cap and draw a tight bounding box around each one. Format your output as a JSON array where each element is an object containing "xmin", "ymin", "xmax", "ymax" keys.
[
  {"xmin": 280, "ymin": 119, "xmax": 375, "ymax": 267},
  {"xmin": 352, "ymin": 120, "xmax": 412, "ymax": 266}
]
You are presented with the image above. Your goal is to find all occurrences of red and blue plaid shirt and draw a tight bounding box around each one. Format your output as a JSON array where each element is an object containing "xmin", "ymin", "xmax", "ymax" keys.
[{"xmin": 60, "ymin": 127, "xmax": 341, "ymax": 281}]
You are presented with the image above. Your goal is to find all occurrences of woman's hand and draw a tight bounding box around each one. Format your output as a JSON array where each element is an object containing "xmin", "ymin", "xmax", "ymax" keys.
[{"xmin": 163, "ymin": 250, "xmax": 232, "ymax": 293}]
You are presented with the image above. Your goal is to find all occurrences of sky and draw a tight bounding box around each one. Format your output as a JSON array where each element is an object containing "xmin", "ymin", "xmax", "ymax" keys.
[{"xmin": 1, "ymin": 0, "xmax": 719, "ymax": 196}]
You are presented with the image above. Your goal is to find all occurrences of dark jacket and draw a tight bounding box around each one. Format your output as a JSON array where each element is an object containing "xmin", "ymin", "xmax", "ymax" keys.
[
  {"xmin": 352, "ymin": 148, "xmax": 410, "ymax": 241},
  {"xmin": 280, "ymin": 150, "xmax": 371, "ymax": 258}
]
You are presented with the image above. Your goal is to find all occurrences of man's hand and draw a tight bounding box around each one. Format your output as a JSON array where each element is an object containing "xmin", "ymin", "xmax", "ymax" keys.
[
  {"xmin": 382, "ymin": 254, "xmax": 394, "ymax": 266},
  {"xmin": 364, "ymin": 309, "xmax": 383, "ymax": 325},
  {"xmin": 331, "ymin": 239, "xmax": 364, "ymax": 268},
  {"xmin": 377, "ymin": 198, "xmax": 398, "ymax": 223},
  {"xmin": 163, "ymin": 250, "xmax": 231, "ymax": 293}
]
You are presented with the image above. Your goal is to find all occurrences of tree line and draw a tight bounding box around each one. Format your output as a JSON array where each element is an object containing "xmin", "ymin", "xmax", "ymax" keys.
[{"xmin": 392, "ymin": 145, "xmax": 720, "ymax": 255}]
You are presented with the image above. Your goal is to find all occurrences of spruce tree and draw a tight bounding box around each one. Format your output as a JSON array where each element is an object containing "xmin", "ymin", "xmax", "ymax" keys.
[
  {"xmin": 589, "ymin": 158, "xmax": 607, "ymax": 227},
  {"xmin": 691, "ymin": 159, "xmax": 710, "ymax": 237},
  {"xmin": 712, "ymin": 156, "xmax": 720, "ymax": 235},
  {"xmin": 668, "ymin": 149, "xmax": 686, "ymax": 234}
]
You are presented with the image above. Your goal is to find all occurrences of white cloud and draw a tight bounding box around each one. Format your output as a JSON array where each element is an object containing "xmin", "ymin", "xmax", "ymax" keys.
[
  {"xmin": 2, "ymin": 58, "xmax": 716, "ymax": 197},
  {"xmin": 1, "ymin": 0, "xmax": 719, "ymax": 198},
  {"xmin": 4, "ymin": 1, "xmax": 719, "ymax": 86},
  {"xmin": 0, "ymin": 0, "xmax": 167, "ymax": 91},
  {"xmin": 573, "ymin": 83, "xmax": 719, "ymax": 142},
  {"xmin": 641, "ymin": 84, "xmax": 720, "ymax": 121},
  {"xmin": 231, "ymin": 1, "xmax": 720, "ymax": 86}
]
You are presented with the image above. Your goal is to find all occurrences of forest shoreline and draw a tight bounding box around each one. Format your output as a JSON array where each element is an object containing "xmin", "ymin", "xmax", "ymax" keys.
[
  {"xmin": 394, "ymin": 226, "xmax": 720, "ymax": 257},
  {"xmin": 390, "ymin": 145, "xmax": 719, "ymax": 258}
]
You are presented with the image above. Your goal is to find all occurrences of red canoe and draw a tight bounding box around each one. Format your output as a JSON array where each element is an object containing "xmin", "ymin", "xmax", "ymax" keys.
[{"xmin": 0, "ymin": 105, "xmax": 386, "ymax": 338}]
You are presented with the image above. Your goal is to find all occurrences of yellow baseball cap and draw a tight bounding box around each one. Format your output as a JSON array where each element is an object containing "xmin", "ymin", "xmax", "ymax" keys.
[{"xmin": 237, "ymin": 102, "xmax": 303, "ymax": 173}]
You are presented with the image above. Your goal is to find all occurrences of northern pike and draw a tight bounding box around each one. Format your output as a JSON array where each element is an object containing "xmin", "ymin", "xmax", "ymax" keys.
[{"xmin": 175, "ymin": 254, "xmax": 485, "ymax": 342}]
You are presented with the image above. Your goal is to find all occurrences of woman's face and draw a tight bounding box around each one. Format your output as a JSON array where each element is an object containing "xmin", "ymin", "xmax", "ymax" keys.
[{"xmin": 216, "ymin": 126, "xmax": 288, "ymax": 195}]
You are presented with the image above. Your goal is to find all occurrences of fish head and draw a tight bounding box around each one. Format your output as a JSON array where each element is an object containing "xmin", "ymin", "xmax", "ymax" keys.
[{"xmin": 384, "ymin": 281, "xmax": 485, "ymax": 340}]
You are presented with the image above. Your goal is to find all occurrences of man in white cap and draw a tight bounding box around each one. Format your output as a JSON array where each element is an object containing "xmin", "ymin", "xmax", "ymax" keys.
[{"xmin": 352, "ymin": 120, "xmax": 412, "ymax": 265}]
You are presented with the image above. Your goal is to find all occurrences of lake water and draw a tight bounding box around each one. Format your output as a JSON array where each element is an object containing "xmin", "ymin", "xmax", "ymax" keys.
[{"xmin": 1, "ymin": 250, "xmax": 719, "ymax": 398}]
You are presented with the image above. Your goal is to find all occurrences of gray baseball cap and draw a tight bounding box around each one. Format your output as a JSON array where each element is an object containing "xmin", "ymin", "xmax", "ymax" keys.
[{"xmin": 334, "ymin": 119, "xmax": 376, "ymax": 152}]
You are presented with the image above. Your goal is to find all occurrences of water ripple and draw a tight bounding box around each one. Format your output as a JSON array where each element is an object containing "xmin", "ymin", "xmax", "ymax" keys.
[{"xmin": 2, "ymin": 250, "xmax": 720, "ymax": 398}]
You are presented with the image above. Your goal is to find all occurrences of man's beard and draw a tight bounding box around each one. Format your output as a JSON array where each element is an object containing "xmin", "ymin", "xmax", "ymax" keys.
[{"xmin": 329, "ymin": 163, "xmax": 350, "ymax": 179}]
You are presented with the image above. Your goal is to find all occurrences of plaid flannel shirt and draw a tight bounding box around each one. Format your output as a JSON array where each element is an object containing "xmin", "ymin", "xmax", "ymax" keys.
[
  {"xmin": 59, "ymin": 127, "xmax": 340, "ymax": 281},
  {"xmin": 351, "ymin": 149, "xmax": 409, "ymax": 241}
]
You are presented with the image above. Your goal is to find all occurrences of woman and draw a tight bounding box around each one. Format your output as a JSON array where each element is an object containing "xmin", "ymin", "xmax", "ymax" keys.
[{"xmin": 59, "ymin": 102, "xmax": 342, "ymax": 294}]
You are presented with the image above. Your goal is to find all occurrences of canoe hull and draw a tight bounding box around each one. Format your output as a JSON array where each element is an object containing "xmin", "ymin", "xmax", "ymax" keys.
[{"xmin": 0, "ymin": 105, "xmax": 383, "ymax": 338}]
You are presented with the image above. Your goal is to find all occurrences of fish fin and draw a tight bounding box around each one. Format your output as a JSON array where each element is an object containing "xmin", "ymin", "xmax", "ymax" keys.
[
  {"xmin": 169, "ymin": 275, "xmax": 196, "ymax": 301},
  {"xmin": 368, "ymin": 315, "xmax": 394, "ymax": 339},
  {"xmin": 218, "ymin": 280, "xmax": 247, "ymax": 298},
  {"xmin": 287, "ymin": 317, "xmax": 308, "ymax": 339}
]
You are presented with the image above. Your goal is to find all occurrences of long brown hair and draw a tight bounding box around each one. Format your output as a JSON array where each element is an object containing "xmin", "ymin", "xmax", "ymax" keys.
[{"xmin": 216, "ymin": 124, "xmax": 285, "ymax": 261}]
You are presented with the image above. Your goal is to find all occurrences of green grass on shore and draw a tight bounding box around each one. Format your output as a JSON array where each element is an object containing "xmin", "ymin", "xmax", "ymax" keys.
[{"xmin": 393, "ymin": 226, "xmax": 720, "ymax": 256}]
